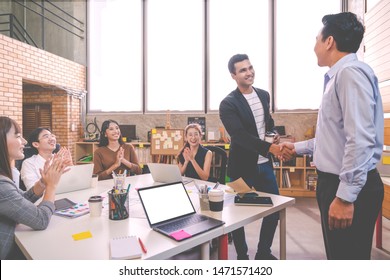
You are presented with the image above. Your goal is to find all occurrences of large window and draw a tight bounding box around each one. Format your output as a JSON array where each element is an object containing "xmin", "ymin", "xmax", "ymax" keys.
[
  {"xmin": 88, "ymin": 0, "xmax": 343, "ymax": 113},
  {"xmin": 208, "ymin": 0, "xmax": 269, "ymax": 111},
  {"xmin": 275, "ymin": 0, "xmax": 340, "ymax": 110},
  {"xmin": 146, "ymin": 0, "xmax": 203, "ymax": 111},
  {"xmin": 88, "ymin": 0, "xmax": 142, "ymax": 112}
]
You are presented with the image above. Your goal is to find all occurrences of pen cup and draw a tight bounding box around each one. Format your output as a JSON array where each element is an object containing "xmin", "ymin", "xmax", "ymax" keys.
[
  {"xmin": 108, "ymin": 190, "xmax": 129, "ymax": 220},
  {"xmin": 199, "ymin": 193, "xmax": 210, "ymax": 211},
  {"xmin": 113, "ymin": 173, "xmax": 126, "ymax": 190},
  {"xmin": 208, "ymin": 189, "xmax": 224, "ymax": 212}
]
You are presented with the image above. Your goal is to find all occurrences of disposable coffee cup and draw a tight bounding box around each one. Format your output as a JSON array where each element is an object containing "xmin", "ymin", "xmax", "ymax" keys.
[
  {"xmin": 88, "ymin": 195, "xmax": 103, "ymax": 217},
  {"xmin": 208, "ymin": 189, "xmax": 224, "ymax": 212},
  {"xmin": 265, "ymin": 132, "xmax": 276, "ymax": 143}
]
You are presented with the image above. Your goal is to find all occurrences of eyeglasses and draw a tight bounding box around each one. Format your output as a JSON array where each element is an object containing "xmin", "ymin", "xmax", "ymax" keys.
[{"xmin": 39, "ymin": 133, "xmax": 56, "ymax": 141}]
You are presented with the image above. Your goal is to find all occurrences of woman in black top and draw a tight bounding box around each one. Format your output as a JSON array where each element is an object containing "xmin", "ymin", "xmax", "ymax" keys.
[{"xmin": 177, "ymin": 123, "xmax": 212, "ymax": 180}]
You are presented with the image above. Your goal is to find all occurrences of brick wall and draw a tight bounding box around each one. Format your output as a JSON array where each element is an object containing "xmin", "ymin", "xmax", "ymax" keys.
[{"xmin": 0, "ymin": 34, "xmax": 86, "ymax": 159}]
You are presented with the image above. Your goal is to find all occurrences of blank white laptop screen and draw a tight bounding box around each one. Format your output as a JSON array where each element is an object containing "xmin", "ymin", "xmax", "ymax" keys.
[{"xmin": 138, "ymin": 182, "xmax": 195, "ymax": 225}]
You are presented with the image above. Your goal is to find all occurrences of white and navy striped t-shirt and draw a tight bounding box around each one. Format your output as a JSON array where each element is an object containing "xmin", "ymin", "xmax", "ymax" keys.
[{"xmin": 243, "ymin": 90, "xmax": 268, "ymax": 164}]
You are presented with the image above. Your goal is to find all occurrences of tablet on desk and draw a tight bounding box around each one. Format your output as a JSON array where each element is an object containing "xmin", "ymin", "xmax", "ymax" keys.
[
  {"xmin": 54, "ymin": 198, "xmax": 77, "ymax": 211},
  {"xmin": 234, "ymin": 195, "xmax": 273, "ymax": 206}
]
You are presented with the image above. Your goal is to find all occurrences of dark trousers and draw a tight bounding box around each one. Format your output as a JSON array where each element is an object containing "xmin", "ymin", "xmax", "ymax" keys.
[
  {"xmin": 316, "ymin": 169, "xmax": 384, "ymax": 260},
  {"xmin": 232, "ymin": 161, "xmax": 279, "ymax": 258}
]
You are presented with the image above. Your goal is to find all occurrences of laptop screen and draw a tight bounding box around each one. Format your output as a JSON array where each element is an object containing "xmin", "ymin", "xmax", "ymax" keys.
[{"xmin": 138, "ymin": 182, "xmax": 196, "ymax": 225}]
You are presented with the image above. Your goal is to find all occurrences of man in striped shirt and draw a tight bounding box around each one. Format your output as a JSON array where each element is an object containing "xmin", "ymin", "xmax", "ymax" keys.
[{"xmin": 219, "ymin": 54, "xmax": 293, "ymax": 260}]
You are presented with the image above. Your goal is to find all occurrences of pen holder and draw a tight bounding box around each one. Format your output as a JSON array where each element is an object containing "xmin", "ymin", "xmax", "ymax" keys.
[
  {"xmin": 108, "ymin": 190, "xmax": 129, "ymax": 220},
  {"xmin": 199, "ymin": 193, "xmax": 210, "ymax": 211},
  {"xmin": 113, "ymin": 174, "xmax": 126, "ymax": 190}
]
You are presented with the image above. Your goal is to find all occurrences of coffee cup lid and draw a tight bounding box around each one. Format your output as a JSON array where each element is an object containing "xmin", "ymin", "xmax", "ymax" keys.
[
  {"xmin": 208, "ymin": 189, "xmax": 223, "ymax": 197},
  {"xmin": 88, "ymin": 195, "xmax": 102, "ymax": 202}
]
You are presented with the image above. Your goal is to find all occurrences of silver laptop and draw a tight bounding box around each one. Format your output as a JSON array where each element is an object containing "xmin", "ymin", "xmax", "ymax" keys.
[
  {"xmin": 137, "ymin": 181, "xmax": 225, "ymax": 241},
  {"xmin": 147, "ymin": 163, "xmax": 184, "ymax": 183},
  {"xmin": 55, "ymin": 164, "xmax": 94, "ymax": 194}
]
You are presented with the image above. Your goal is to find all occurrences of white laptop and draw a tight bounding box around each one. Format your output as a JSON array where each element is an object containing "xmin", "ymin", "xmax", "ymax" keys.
[
  {"xmin": 55, "ymin": 164, "xmax": 94, "ymax": 194},
  {"xmin": 147, "ymin": 163, "xmax": 185, "ymax": 183},
  {"xmin": 137, "ymin": 181, "xmax": 224, "ymax": 241}
]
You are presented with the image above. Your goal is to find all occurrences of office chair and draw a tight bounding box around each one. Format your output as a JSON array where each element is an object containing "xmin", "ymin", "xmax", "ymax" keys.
[
  {"xmin": 205, "ymin": 145, "xmax": 232, "ymax": 247},
  {"xmin": 205, "ymin": 145, "xmax": 227, "ymax": 184}
]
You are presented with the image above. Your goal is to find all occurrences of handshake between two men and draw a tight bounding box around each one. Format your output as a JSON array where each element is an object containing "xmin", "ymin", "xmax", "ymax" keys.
[{"xmin": 267, "ymin": 135, "xmax": 296, "ymax": 162}]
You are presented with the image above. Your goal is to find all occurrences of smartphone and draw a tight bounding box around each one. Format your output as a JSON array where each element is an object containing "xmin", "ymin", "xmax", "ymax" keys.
[
  {"xmin": 234, "ymin": 195, "xmax": 273, "ymax": 206},
  {"xmin": 54, "ymin": 198, "xmax": 77, "ymax": 211}
]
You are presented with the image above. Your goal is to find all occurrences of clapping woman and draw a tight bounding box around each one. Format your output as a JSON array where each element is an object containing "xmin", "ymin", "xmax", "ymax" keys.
[
  {"xmin": 177, "ymin": 123, "xmax": 212, "ymax": 181},
  {"xmin": 93, "ymin": 119, "xmax": 142, "ymax": 180},
  {"xmin": 0, "ymin": 116, "xmax": 66, "ymax": 259}
]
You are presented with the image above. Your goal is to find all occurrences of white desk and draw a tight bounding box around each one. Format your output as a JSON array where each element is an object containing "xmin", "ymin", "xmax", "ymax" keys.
[{"xmin": 15, "ymin": 174, "xmax": 295, "ymax": 260}]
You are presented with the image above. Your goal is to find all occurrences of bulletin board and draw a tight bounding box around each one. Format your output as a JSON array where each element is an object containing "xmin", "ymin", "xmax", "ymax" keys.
[{"xmin": 150, "ymin": 128, "xmax": 184, "ymax": 156}]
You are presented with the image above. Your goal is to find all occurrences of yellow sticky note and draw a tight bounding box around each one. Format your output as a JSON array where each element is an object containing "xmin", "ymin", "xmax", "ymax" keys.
[
  {"xmin": 72, "ymin": 231, "xmax": 92, "ymax": 241},
  {"xmin": 224, "ymin": 144, "xmax": 230, "ymax": 150},
  {"xmin": 383, "ymin": 156, "xmax": 390, "ymax": 165},
  {"xmin": 289, "ymin": 167, "xmax": 295, "ymax": 172},
  {"xmin": 139, "ymin": 143, "xmax": 144, "ymax": 148},
  {"xmin": 140, "ymin": 163, "xmax": 144, "ymax": 168},
  {"xmin": 151, "ymin": 129, "xmax": 157, "ymax": 134}
]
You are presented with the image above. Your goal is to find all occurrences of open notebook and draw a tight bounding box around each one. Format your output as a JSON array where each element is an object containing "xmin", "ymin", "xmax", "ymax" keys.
[{"xmin": 137, "ymin": 181, "xmax": 224, "ymax": 241}]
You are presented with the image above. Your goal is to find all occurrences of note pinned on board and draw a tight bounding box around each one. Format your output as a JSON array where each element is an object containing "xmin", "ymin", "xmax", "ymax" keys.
[
  {"xmin": 383, "ymin": 155, "xmax": 390, "ymax": 165},
  {"xmin": 72, "ymin": 231, "xmax": 92, "ymax": 241}
]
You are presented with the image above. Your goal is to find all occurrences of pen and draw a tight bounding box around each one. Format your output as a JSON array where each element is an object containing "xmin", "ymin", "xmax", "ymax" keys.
[{"xmin": 138, "ymin": 237, "xmax": 147, "ymax": 253}]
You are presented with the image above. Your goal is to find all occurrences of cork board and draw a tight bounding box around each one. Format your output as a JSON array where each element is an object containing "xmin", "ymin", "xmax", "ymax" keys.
[{"xmin": 150, "ymin": 128, "xmax": 184, "ymax": 156}]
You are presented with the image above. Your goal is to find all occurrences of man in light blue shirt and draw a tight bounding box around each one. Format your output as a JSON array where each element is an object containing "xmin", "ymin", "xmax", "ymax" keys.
[{"xmin": 282, "ymin": 12, "xmax": 384, "ymax": 259}]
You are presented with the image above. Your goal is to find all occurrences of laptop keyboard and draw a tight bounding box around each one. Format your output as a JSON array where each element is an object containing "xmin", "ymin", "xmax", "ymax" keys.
[{"xmin": 158, "ymin": 215, "xmax": 208, "ymax": 233}]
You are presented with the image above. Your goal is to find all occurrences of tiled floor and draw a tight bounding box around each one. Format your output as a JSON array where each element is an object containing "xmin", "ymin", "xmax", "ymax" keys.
[{"xmin": 170, "ymin": 197, "xmax": 390, "ymax": 260}]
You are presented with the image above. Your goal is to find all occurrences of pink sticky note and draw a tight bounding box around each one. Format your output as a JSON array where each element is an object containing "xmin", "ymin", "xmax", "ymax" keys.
[{"xmin": 170, "ymin": 230, "xmax": 192, "ymax": 241}]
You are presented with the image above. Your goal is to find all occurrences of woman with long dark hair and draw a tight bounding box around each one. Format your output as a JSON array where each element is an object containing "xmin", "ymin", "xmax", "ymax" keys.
[
  {"xmin": 0, "ymin": 116, "xmax": 66, "ymax": 259},
  {"xmin": 93, "ymin": 119, "xmax": 142, "ymax": 180}
]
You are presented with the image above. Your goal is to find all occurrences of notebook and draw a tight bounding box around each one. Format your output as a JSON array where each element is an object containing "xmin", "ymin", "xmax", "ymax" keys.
[
  {"xmin": 147, "ymin": 163, "xmax": 187, "ymax": 183},
  {"xmin": 137, "ymin": 181, "xmax": 225, "ymax": 241},
  {"xmin": 110, "ymin": 236, "xmax": 142, "ymax": 260},
  {"xmin": 55, "ymin": 164, "xmax": 94, "ymax": 194}
]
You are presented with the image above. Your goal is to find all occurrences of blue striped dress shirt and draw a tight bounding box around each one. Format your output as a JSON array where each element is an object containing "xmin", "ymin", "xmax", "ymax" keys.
[{"xmin": 295, "ymin": 53, "xmax": 384, "ymax": 202}]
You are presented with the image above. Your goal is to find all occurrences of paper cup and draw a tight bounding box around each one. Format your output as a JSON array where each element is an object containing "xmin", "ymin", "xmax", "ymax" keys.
[
  {"xmin": 208, "ymin": 189, "xmax": 224, "ymax": 212},
  {"xmin": 88, "ymin": 195, "xmax": 103, "ymax": 217}
]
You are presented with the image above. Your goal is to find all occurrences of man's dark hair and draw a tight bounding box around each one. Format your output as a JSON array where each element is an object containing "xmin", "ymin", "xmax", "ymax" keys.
[
  {"xmin": 28, "ymin": 127, "xmax": 52, "ymax": 154},
  {"xmin": 321, "ymin": 12, "xmax": 364, "ymax": 53},
  {"xmin": 228, "ymin": 54, "xmax": 249, "ymax": 74}
]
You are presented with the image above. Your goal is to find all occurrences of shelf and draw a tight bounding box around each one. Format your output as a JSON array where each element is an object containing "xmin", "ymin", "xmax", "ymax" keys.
[{"xmin": 273, "ymin": 155, "xmax": 317, "ymax": 197}]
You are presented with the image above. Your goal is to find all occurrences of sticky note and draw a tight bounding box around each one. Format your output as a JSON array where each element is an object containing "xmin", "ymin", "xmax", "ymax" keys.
[
  {"xmin": 139, "ymin": 143, "xmax": 144, "ymax": 148},
  {"xmin": 151, "ymin": 129, "xmax": 157, "ymax": 134},
  {"xmin": 72, "ymin": 231, "xmax": 92, "ymax": 241},
  {"xmin": 170, "ymin": 230, "xmax": 192, "ymax": 241},
  {"xmin": 289, "ymin": 167, "xmax": 295, "ymax": 172},
  {"xmin": 224, "ymin": 144, "xmax": 230, "ymax": 150}
]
